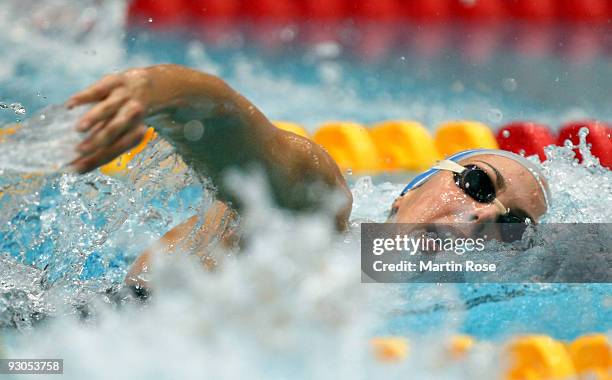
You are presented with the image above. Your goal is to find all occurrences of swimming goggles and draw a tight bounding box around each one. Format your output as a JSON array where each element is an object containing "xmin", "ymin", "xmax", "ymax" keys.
[
  {"xmin": 431, "ymin": 159, "xmax": 508, "ymax": 215},
  {"xmin": 400, "ymin": 148, "xmax": 551, "ymax": 212},
  {"xmin": 401, "ymin": 154, "xmax": 534, "ymax": 241}
]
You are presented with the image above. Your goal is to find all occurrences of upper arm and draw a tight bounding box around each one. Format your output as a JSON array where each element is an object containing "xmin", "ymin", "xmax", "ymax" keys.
[
  {"xmin": 267, "ymin": 129, "xmax": 352, "ymax": 231},
  {"xmin": 142, "ymin": 66, "xmax": 351, "ymax": 229}
]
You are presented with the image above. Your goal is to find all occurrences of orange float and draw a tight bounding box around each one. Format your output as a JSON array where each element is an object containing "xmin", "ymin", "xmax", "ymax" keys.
[
  {"xmin": 100, "ymin": 127, "xmax": 158, "ymax": 176},
  {"xmin": 369, "ymin": 120, "xmax": 439, "ymax": 171},
  {"xmin": 313, "ymin": 121, "xmax": 380, "ymax": 173},
  {"xmin": 435, "ymin": 120, "xmax": 499, "ymax": 157}
]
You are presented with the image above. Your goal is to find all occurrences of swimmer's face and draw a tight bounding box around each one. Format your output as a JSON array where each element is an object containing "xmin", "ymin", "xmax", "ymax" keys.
[{"xmin": 387, "ymin": 154, "xmax": 548, "ymax": 227}]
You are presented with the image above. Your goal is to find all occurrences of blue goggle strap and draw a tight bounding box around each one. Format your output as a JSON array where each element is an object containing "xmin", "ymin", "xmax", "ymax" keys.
[{"xmin": 399, "ymin": 149, "xmax": 486, "ymax": 196}]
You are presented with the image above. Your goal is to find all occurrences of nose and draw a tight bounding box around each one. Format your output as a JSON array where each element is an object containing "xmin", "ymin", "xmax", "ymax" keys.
[
  {"xmin": 392, "ymin": 197, "xmax": 402, "ymax": 209},
  {"xmin": 471, "ymin": 203, "xmax": 501, "ymax": 223}
]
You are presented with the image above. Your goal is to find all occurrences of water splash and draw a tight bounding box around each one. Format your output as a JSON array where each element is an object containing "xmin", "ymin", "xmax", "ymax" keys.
[
  {"xmin": 541, "ymin": 127, "xmax": 612, "ymax": 222},
  {"xmin": 0, "ymin": 0, "xmax": 128, "ymax": 123},
  {"xmin": 1, "ymin": 168, "xmax": 499, "ymax": 380},
  {"xmin": 0, "ymin": 108, "xmax": 609, "ymax": 379},
  {"xmin": 0, "ymin": 105, "xmax": 88, "ymax": 173},
  {"xmin": 0, "ymin": 102, "xmax": 26, "ymax": 116}
]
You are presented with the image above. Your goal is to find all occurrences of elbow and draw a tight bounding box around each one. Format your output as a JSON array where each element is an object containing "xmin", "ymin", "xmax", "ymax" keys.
[{"xmin": 335, "ymin": 182, "xmax": 353, "ymax": 232}]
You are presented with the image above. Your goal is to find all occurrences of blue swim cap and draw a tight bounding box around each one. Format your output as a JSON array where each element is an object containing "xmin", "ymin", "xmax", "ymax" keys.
[{"xmin": 399, "ymin": 149, "xmax": 551, "ymax": 209}]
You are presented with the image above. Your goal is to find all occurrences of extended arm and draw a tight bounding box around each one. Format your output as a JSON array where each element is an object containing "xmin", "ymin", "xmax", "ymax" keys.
[{"xmin": 68, "ymin": 64, "xmax": 351, "ymax": 229}]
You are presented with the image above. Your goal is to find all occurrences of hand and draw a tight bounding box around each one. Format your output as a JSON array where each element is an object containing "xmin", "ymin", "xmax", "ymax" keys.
[{"xmin": 66, "ymin": 69, "xmax": 151, "ymax": 173}]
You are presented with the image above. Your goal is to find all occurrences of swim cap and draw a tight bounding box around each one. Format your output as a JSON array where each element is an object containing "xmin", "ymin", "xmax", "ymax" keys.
[{"xmin": 400, "ymin": 149, "xmax": 551, "ymax": 210}]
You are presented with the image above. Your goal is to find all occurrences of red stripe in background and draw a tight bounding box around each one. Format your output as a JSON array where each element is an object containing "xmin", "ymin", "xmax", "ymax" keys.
[
  {"xmin": 558, "ymin": 0, "xmax": 610, "ymax": 23},
  {"xmin": 127, "ymin": 0, "xmax": 611, "ymax": 24},
  {"xmin": 452, "ymin": 0, "xmax": 507, "ymax": 22}
]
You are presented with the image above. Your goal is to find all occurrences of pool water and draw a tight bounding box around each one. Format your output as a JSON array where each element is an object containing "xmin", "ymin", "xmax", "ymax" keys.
[{"xmin": 0, "ymin": 1, "xmax": 611, "ymax": 379}]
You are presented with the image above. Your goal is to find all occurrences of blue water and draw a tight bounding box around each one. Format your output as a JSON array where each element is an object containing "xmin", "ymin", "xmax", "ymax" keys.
[{"xmin": 0, "ymin": 4, "xmax": 611, "ymax": 370}]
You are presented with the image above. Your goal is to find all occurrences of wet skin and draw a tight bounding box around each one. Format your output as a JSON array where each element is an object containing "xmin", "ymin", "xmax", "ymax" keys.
[
  {"xmin": 65, "ymin": 65, "xmax": 548, "ymax": 285},
  {"xmin": 387, "ymin": 154, "xmax": 548, "ymax": 238}
]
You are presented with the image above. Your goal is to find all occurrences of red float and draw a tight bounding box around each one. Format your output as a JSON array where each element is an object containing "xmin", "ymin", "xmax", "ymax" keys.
[
  {"xmin": 511, "ymin": 24, "xmax": 555, "ymax": 58},
  {"xmin": 496, "ymin": 122, "xmax": 555, "ymax": 161},
  {"xmin": 557, "ymin": 121, "xmax": 612, "ymax": 168},
  {"xmin": 405, "ymin": 24, "xmax": 449, "ymax": 59},
  {"xmin": 351, "ymin": 0, "xmax": 403, "ymax": 21},
  {"xmin": 458, "ymin": 24, "xmax": 503, "ymax": 64},
  {"xmin": 241, "ymin": 0, "xmax": 299, "ymax": 21},
  {"xmin": 404, "ymin": 0, "xmax": 452, "ymax": 22},
  {"xmin": 191, "ymin": 0, "xmax": 241, "ymax": 19},
  {"xmin": 507, "ymin": 0, "xmax": 556, "ymax": 22},
  {"xmin": 561, "ymin": 24, "xmax": 602, "ymax": 64},
  {"xmin": 452, "ymin": 0, "xmax": 507, "ymax": 22},
  {"xmin": 300, "ymin": 23, "xmax": 343, "ymax": 45},
  {"xmin": 128, "ymin": 0, "xmax": 190, "ymax": 27},
  {"xmin": 558, "ymin": 0, "xmax": 609, "ymax": 23},
  {"xmin": 352, "ymin": 23, "xmax": 399, "ymax": 63},
  {"xmin": 301, "ymin": 0, "xmax": 347, "ymax": 20}
]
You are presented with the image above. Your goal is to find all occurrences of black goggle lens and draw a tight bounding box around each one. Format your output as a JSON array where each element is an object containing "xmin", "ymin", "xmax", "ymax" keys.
[
  {"xmin": 453, "ymin": 165, "xmax": 496, "ymax": 204},
  {"xmin": 449, "ymin": 163, "xmax": 535, "ymax": 242}
]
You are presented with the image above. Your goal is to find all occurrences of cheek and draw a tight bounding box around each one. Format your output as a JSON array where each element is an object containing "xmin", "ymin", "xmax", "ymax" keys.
[
  {"xmin": 433, "ymin": 182, "xmax": 475, "ymax": 214},
  {"xmin": 395, "ymin": 179, "xmax": 477, "ymax": 222}
]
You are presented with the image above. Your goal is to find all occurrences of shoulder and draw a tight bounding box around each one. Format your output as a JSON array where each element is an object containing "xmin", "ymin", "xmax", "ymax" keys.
[{"xmin": 274, "ymin": 129, "xmax": 353, "ymax": 230}]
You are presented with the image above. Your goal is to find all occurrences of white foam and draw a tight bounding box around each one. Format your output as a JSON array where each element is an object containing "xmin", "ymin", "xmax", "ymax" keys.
[{"xmin": 0, "ymin": 105, "xmax": 89, "ymax": 173}]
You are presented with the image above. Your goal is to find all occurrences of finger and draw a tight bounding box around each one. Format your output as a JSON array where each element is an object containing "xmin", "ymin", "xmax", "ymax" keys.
[
  {"xmin": 76, "ymin": 89, "xmax": 128, "ymax": 132},
  {"xmin": 66, "ymin": 74, "xmax": 122, "ymax": 109},
  {"xmin": 72, "ymin": 125, "xmax": 147, "ymax": 173},
  {"xmin": 69, "ymin": 122, "xmax": 106, "ymax": 167},
  {"xmin": 77, "ymin": 101, "xmax": 144, "ymax": 154}
]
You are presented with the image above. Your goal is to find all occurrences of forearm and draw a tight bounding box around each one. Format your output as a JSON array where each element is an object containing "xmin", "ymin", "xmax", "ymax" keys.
[
  {"xmin": 140, "ymin": 65, "xmax": 240, "ymax": 119},
  {"xmin": 140, "ymin": 65, "xmax": 278, "ymax": 203}
]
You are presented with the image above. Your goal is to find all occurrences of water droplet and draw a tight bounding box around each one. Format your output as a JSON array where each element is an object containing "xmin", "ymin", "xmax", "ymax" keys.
[
  {"xmin": 502, "ymin": 78, "xmax": 517, "ymax": 92},
  {"xmin": 183, "ymin": 120, "xmax": 205, "ymax": 142},
  {"xmin": 148, "ymin": 17, "xmax": 153, "ymax": 23},
  {"xmin": 578, "ymin": 127, "xmax": 589, "ymax": 139},
  {"xmin": 0, "ymin": 102, "xmax": 26, "ymax": 116},
  {"xmin": 279, "ymin": 26, "xmax": 296, "ymax": 42},
  {"xmin": 451, "ymin": 81, "xmax": 464, "ymax": 93},
  {"xmin": 487, "ymin": 108, "xmax": 503, "ymax": 123},
  {"xmin": 312, "ymin": 42, "xmax": 341, "ymax": 59},
  {"xmin": 502, "ymin": 130, "xmax": 510, "ymax": 138}
]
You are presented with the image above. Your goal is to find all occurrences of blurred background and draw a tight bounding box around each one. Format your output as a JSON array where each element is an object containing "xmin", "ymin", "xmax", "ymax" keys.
[{"xmin": 1, "ymin": 0, "xmax": 611, "ymax": 129}]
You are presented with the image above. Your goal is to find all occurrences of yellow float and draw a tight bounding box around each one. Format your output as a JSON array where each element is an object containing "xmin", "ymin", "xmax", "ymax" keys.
[
  {"xmin": 505, "ymin": 335, "xmax": 575, "ymax": 380},
  {"xmin": 369, "ymin": 120, "xmax": 440, "ymax": 171},
  {"xmin": 273, "ymin": 121, "xmax": 309, "ymax": 138},
  {"xmin": 313, "ymin": 121, "xmax": 380, "ymax": 173},
  {"xmin": 370, "ymin": 337, "xmax": 409, "ymax": 362},
  {"xmin": 568, "ymin": 334, "xmax": 611, "ymax": 378},
  {"xmin": 0, "ymin": 124, "xmax": 20, "ymax": 142},
  {"xmin": 368, "ymin": 333, "xmax": 612, "ymax": 379},
  {"xmin": 448, "ymin": 335, "xmax": 475, "ymax": 358},
  {"xmin": 435, "ymin": 120, "xmax": 498, "ymax": 157}
]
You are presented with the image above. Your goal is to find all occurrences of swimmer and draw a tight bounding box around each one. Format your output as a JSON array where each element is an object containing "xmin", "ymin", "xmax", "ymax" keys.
[{"xmin": 65, "ymin": 65, "xmax": 550, "ymax": 290}]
